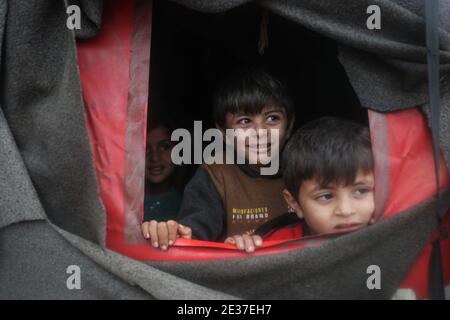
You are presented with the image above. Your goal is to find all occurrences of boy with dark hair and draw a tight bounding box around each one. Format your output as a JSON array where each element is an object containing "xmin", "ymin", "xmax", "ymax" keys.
[
  {"xmin": 141, "ymin": 68, "xmax": 295, "ymax": 252},
  {"xmin": 257, "ymin": 117, "xmax": 376, "ymax": 239}
]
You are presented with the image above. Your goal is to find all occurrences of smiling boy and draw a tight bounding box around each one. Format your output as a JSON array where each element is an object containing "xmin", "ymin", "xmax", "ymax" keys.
[{"xmin": 141, "ymin": 68, "xmax": 295, "ymax": 251}]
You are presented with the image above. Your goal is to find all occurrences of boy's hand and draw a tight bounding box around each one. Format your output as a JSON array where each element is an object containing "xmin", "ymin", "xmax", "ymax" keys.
[
  {"xmin": 224, "ymin": 234, "xmax": 263, "ymax": 253},
  {"xmin": 141, "ymin": 220, "xmax": 192, "ymax": 251}
]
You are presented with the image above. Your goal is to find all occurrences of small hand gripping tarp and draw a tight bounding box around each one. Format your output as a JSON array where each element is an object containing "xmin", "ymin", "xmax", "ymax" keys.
[{"xmin": 76, "ymin": 0, "xmax": 450, "ymax": 299}]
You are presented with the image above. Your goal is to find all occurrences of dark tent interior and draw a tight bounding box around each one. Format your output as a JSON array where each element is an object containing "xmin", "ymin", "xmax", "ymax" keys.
[
  {"xmin": 146, "ymin": 1, "xmax": 370, "ymax": 190},
  {"xmin": 148, "ymin": 1, "xmax": 369, "ymax": 131}
]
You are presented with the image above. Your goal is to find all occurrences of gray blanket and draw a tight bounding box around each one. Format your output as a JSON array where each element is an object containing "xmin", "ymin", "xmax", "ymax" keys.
[{"xmin": 1, "ymin": 0, "xmax": 449, "ymax": 299}]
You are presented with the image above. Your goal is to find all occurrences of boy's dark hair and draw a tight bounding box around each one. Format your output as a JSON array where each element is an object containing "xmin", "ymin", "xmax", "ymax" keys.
[
  {"xmin": 282, "ymin": 117, "xmax": 373, "ymax": 200},
  {"xmin": 213, "ymin": 68, "xmax": 294, "ymax": 128}
]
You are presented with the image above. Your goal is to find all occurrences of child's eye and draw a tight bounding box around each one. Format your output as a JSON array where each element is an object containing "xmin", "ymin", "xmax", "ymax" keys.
[
  {"xmin": 237, "ymin": 118, "xmax": 251, "ymax": 125},
  {"xmin": 315, "ymin": 193, "xmax": 334, "ymax": 201},
  {"xmin": 159, "ymin": 142, "xmax": 173, "ymax": 152},
  {"xmin": 353, "ymin": 187, "xmax": 372, "ymax": 196},
  {"xmin": 266, "ymin": 115, "xmax": 281, "ymax": 122}
]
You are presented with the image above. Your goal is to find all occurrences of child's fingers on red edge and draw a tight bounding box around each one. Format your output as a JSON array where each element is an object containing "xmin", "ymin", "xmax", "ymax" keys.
[
  {"xmin": 167, "ymin": 220, "xmax": 178, "ymax": 246},
  {"xmin": 252, "ymin": 235, "xmax": 263, "ymax": 247}
]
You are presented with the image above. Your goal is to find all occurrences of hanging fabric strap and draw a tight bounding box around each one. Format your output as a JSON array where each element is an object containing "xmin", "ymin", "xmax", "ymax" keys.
[
  {"xmin": 424, "ymin": 0, "xmax": 446, "ymax": 300},
  {"xmin": 258, "ymin": 9, "xmax": 269, "ymax": 55}
]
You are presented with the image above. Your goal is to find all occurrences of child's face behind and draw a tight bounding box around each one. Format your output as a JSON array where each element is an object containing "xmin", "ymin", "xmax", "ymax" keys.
[
  {"xmin": 222, "ymin": 106, "xmax": 292, "ymax": 166},
  {"xmin": 284, "ymin": 170, "xmax": 375, "ymax": 235},
  {"xmin": 146, "ymin": 126, "xmax": 175, "ymax": 184}
]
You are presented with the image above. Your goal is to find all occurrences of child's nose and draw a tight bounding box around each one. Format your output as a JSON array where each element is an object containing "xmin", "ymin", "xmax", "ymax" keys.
[
  {"xmin": 254, "ymin": 125, "xmax": 269, "ymax": 138},
  {"xmin": 150, "ymin": 148, "xmax": 160, "ymax": 162},
  {"xmin": 335, "ymin": 198, "xmax": 355, "ymax": 217}
]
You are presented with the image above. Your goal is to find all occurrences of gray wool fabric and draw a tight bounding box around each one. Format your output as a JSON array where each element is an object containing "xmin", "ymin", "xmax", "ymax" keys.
[
  {"xmin": 1, "ymin": 0, "xmax": 450, "ymax": 299},
  {"xmin": 67, "ymin": 0, "xmax": 103, "ymax": 39},
  {"xmin": 150, "ymin": 193, "xmax": 449, "ymax": 299}
]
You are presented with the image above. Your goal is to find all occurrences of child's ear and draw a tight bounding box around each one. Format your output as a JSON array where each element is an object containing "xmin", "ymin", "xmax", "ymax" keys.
[{"xmin": 282, "ymin": 189, "xmax": 303, "ymax": 218}]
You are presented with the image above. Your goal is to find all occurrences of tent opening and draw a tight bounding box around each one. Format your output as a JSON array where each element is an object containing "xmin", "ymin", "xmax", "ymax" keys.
[
  {"xmin": 145, "ymin": 1, "xmax": 370, "ymax": 205},
  {"xmin": 148, "ymin": 1, "xmax": 368, "ymax": 130}
]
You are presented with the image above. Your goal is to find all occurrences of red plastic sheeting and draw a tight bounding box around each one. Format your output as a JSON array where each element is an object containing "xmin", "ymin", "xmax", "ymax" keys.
[
  {"xmin": 76, "ymin": 2, "xmax": 450, "ymax": 296},
  {"xmin": 368, "ymin": 109, "xmax": 450, "ymax": 299},
  {"xmin": 77, "ymin": 0, "xmax": 151, "ymax": 253}
]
